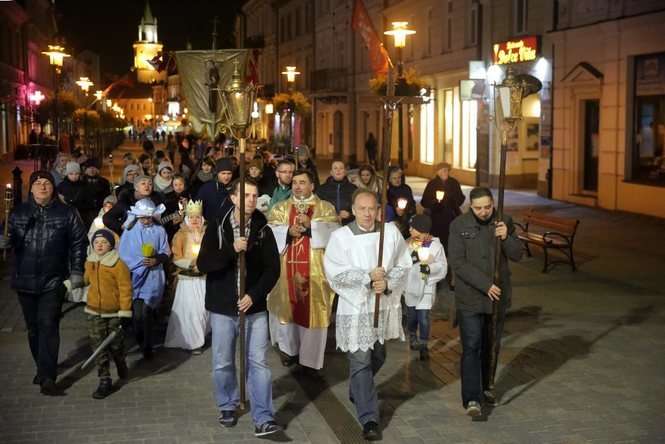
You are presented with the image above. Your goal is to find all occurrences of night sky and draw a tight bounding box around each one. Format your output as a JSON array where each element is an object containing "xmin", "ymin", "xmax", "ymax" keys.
[{"xmin": 56, "ymin": 0, "xmax": 244, "ymax": 79}]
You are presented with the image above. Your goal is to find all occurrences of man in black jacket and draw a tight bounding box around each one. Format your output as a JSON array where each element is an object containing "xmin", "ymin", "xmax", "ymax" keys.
[
  {"xmin": 196, "ymin": 157, "xmax": 233, "ymax": 222},
  {"xmin": 448, "ymin": 187, "xmax": 523, "ymax": 417},
  {"xmin": 102, "ymin": 175, "xmax": 165, "ymax": 235},
  {"xmin": 316, "ymin": 160, "xmax": 357, "ymax": 225},
  {"xmin": 196, "ymin": 178, "xmax": 282, "ymax": 437},
  {"xmin": 4, "ymin": 171, "xmax": 87, "ymax": 395}
]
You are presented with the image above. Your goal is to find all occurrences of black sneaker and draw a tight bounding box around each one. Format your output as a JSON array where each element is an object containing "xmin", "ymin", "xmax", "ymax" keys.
[
  {"xmin": 362, "ymin": 421, "xmax": 381, "ymax": 441},
  {"xmin": 92, "ymin": 378, "xmax": 113, "ymax": 399},
  {"xmin": 279, "ymin": 351, "xmax": 297, "ymax": 367},
  {"xmin": 483, "ymin": 389, "xmax": 497, "ymax": 406},
  {"xmin": 254, "ymin": 421, "xmax": 282, "ymax": 437},
  {"xmin": 218, "ymin": 410, "xmax": 237, "ymax": 428},
  {"xmin": 419, "ymin": 348, "xmax": 430, "ymax": 361},
  {"xmin": 40, "ymin": 379, "xmax": 63, "ymax": 396}
]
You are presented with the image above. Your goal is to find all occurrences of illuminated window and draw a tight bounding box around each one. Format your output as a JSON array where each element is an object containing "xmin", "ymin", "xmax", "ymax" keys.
[
  {"xmin": 514, "ymin": 0, "xmax": 528, "ymax": 35},
  {"xmin": 420, "ymin": 95, "xmax": 435, "ymax": 164},
  {"xmin": 462, "ymin": 100, "xmax": 478, "ymax": 169}
]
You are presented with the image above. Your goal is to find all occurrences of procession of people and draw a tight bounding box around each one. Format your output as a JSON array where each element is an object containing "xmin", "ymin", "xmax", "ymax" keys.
[{"xmin": 0, "ymin": 133, "xmax": 522, "ymax": 440}]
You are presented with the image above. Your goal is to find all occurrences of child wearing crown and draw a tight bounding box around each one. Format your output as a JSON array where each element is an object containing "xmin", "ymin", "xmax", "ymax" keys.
[
  {"xmin": 404, "ymin": 214, "xmax": 447, "ymax": 360},
  {"xmin": 164, "ymin": 200, "xmax": 210, "ymax": 354}
]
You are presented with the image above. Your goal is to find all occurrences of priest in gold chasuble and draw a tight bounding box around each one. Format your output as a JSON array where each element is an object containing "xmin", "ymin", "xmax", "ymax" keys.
[{"xmin": 267, "ymin": 169, "xmax": 339, "ymax": 370}]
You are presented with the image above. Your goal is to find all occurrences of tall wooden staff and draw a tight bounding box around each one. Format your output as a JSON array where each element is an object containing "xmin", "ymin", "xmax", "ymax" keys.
[
  {"xmin": 3, "ymin": 184, "xmax": 13, "ymax": 261},
  {"xmin": 373, "ymin": 66, "xmax": 399, "ymax": 328},
  {"xmin": 487, "ymin": 72, "xmax": 541, "ymax": 393},
  {"xmin": 223, "ymin": 59, "xmax": 256, "ymax": 410}
]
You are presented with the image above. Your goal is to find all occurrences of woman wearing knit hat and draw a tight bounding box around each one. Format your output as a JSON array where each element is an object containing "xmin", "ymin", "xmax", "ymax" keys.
[
  {"xmin": 164, "ymin": 200, "xmax": 210, "ymax": 353},
  {"xmin": 84, "ymin": 229, "xmax": 132, "ymax": 399},
  {"xmin": 153, "ymin": 161, "xmax": 174, "ymax": 194},
  {"xmin": 57, "ymin": 161, "xmax": 95, "ymax": 228},
  {"xmin": 116, "ymin": 164, "xmax": 141, "ymax": 198},
  {"xmin": 189, "ymin": 156, "xmax": 215, "ymax": 198}
]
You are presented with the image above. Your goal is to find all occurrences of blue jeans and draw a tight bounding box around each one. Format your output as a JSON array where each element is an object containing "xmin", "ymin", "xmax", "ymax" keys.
[
  {"xmin": 406, "ymin": 307, "xmax": 430, "ymax": 345},
  {"xmin": 457, "ymin": 309, "xmax": 505, "ymax": 408},
  {"xmin": 211, "ymin": 311, "xmax": 274, "ymax": 426},
  {"xmin": 348, "ymin": 341, "xmax": 386, "ymax": 426}
]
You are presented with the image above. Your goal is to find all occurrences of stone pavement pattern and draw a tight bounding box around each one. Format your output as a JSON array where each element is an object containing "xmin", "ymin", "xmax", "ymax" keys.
[{"xmin": 1, "ymin": 142, "xmax": 665, "ymax": 444}]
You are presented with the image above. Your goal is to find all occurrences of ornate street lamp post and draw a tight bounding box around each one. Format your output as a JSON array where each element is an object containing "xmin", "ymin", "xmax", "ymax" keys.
[
  {"xmin": 76, "ymin": 77, "xmax": 95, "ymax": 153},
  {"xmin": 42, "ymin": 43, "xmax": 70, "ymax": 147},
  {"xmin": 221, "ymin": 59, "xmax": 257, "ymax": 411},
  {"xmin": 487, "ymin": 67, "xmax": 542, "ymax": 395},
  {"xmin": 384, "ymin": 21, "xmax": 415, "ymax": 169}
]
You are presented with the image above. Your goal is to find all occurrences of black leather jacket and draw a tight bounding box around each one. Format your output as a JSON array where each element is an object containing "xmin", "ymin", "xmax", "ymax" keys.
[{"xmin": 8, "ymin": 196, "xmax": 87, "ymax": 294}]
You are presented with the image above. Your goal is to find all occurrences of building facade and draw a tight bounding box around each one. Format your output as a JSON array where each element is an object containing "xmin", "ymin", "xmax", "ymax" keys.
[{"xmin": 549, "ymin": 0, "xmax": 665, "ymax": 218}]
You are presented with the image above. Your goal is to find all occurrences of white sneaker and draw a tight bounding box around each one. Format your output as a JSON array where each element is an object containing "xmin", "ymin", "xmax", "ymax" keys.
[{"xmin": 466, "ymin": 401, "xmax": 482, "ymax": 417}]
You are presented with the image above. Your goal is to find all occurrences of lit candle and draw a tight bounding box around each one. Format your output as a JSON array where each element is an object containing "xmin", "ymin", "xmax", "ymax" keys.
[
  {"xmin": 397, "ymin": 198, "xmax": 408, "ymax": 210},
  {"xmin": 436, "ymin": 190, "xmax": 445, "ymax": 202},
  {"xmin": 191, "ymin": 243, "xmax": 201, "ymax": 257},
  {"xmin": 93, "ymin": 217, "xmax": 104, "ymax": 229},
  {"xmin": 417, "ymin": 246, "xmax": 431, "ymax": 262}
]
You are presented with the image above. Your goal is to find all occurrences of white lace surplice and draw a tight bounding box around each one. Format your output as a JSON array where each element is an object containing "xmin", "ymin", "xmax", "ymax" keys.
[{"xmin": 323, "ymin": 222, "xmax": 412, "ymax": 353}]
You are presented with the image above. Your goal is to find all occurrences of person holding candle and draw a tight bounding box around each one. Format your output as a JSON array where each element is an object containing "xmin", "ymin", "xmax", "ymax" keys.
[
  {"xmin": 420, "ymin": 162, "xmax": 465, "ymax": 255},
  {"xmin": 164, "ymin": 200, "xmax": 210, "ymax": 354},
  {"xmin": 118, "ymin": 198, "xmax": 171, "ymax": 359},
  {"xmin": 404, "ymin": 215, "xmax": 447, "ymax": 361},
  {"xmin": 386, "ymin": 167, "xmax": 416, "ymax": 239}
]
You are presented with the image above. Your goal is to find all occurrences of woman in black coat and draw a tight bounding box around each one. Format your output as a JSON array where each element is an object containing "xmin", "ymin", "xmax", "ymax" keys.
[{"xmin": 420, "ymin": 162, "xmax": 465, "ymax": 251}]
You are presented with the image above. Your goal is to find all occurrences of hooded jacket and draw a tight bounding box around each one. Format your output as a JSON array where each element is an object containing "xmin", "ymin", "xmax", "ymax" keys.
[
  {"xmin": 196, "ymin": 207, "xmax": 280, "ymax": 316},
  {"xmin": 84, "ymin": 249, "xmax": 132, "ymax": 317}
]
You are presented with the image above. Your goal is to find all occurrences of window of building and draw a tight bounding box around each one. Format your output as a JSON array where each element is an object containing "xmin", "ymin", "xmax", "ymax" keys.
[
  {"xmin": 296, "ymin": 7, "xmax": 302, "ymax": 36},
  {"xmin": 514, "ymin": 0, "xmax": 528, "ymax": 35},
  {"xmin": 461, "ymin": 99, "xmax": 478, "ymax": 169},
  {"xmin": 632, "ymin": 52, "xmax": 665, "ymax": 186},
  {"xmin": 468, "ymin": 2, "xmax": 480, "ymax": 46},
  {"xmin": 444, "ymin": 89, "xmax": 454, "ymax": 159},
  {"xmin": 409, "ymin": 15, "xmax": 415, "ymax": 60},
  {"xmin": 420, "ymin": 93, "xmax": 435, "ymax": 164},
  {"xmin": 445, "ymin": 1, "xmax": 453, "ymax": 52}
]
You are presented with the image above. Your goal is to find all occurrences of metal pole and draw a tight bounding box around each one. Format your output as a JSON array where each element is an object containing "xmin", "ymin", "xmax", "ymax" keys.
[
  {"xmin": 238, "ymin": 134, "xmax": 247, "ymax": 410},
  {"xmin": 54, "ymin": 68, "xmax": 59, "ymax": 150},
  {"xmin": 397, "ymin": 47, "xmax": 404, "ymax": 169},
  {"xmin": 487, "ymin": 123, "xmax": 509, "ymax": 393}
]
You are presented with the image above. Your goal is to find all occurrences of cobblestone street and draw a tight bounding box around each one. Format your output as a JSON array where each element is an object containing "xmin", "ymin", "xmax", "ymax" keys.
[{"xmin": 1, "ymin": 143, "xmax": 664, "ymax": 444}]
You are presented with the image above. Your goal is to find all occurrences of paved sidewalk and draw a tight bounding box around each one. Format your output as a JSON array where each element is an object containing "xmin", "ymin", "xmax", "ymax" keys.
[{"xmin": 1, "ymin": 144, "xmax": 664, "ymax": 443}]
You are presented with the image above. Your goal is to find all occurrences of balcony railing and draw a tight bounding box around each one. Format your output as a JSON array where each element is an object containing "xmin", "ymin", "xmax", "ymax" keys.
[{"xmin": 311, "ymin": 68, "xmax": 348, "ymax": 92}]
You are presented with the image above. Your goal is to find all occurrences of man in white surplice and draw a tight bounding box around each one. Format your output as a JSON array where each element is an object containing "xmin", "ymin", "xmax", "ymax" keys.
[{"xmin": 323, "ymin": 190, "xmax": 411, "ymax": 441}]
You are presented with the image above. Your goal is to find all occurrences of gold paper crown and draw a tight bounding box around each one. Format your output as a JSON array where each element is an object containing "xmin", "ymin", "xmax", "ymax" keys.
[{"xmin": 186, "ymin": 200, "xmax": 203, "ymax": 216}]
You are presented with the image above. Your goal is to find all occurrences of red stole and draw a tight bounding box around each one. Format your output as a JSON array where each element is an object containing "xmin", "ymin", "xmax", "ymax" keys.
[{"xmin": 286, "ymin": 204, "xmax": 312, "ymax": 327}]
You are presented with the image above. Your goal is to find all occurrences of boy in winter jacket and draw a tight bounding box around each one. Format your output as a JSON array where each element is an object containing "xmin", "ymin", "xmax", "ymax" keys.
[
  {"xmin": 84, "ymin": 229, "xmax": 132, "ymax": 399},
  {"xmin": 404, "ymin": 215, "xmax": 447, "ymax": 360}
]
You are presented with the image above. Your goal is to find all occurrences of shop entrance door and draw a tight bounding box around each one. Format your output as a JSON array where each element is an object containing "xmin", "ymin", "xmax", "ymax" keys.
[{"xmin": 582, "ymin": 99, "xmax": 599, "ymax": 192}]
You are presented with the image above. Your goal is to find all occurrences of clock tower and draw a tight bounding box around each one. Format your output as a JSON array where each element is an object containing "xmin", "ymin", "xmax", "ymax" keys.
[{"xmin": 133, "ymin": 1, "xmax": 165, "ymax": 84}]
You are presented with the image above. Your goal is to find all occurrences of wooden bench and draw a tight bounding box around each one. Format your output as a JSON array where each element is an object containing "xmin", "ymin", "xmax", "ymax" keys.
[{"xmin": 514, "ymin": 210, "xmax": 580, "ymax": 273}]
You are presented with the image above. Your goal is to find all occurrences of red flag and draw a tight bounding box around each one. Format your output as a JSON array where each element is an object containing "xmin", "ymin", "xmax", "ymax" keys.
[{"xmin": 352, "ymin": 0, "xmax": 391, "ymax": 76}]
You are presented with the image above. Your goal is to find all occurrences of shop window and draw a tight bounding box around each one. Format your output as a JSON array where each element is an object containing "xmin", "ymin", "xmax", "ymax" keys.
[
  {"xmin": 444, "ymin": 89, "xmax": 454, "ymax": 162},
  {"xmin": 632, "ymin": 53, "xmax": 665, "ymax": 185},
  {"xmin": 461, "ymin": 100, "xmax": 478, "ymax": 169},
  {"xmin": 420, "ymin": 95, "xmax": 435, "ymax": 164}
]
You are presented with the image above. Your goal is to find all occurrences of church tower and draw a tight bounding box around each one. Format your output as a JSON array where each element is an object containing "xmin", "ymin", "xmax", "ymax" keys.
[{"xmin": 133, "ymin": 1, "xmax": 165, "ymax": 84}]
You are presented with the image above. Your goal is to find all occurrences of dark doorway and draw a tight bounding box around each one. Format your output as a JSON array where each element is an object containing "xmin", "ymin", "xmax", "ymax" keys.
[
  {"xmin": 333, "ymin": 110, "xmax": 343, "ymax": 159},
  {"xmin": 582, "ymin": 99, "xmax": 599, "ymax": 192}
]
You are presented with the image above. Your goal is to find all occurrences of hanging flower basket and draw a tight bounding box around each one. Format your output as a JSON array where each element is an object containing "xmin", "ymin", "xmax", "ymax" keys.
[
  {"xmin": 369, "ymin": 67, "xmax": 427, "ymax": 96},
  {"xmin": 273, "ymin": 91, "xmax": 311, "ymax": 115}
]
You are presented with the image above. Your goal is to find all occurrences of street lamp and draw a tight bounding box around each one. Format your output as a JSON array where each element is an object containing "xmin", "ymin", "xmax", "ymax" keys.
[
  {"xmin": 384, "ymin": 21, "xmax": 415, "ymax": 169},
  {"xmin": 486, "ymin": 67, "xmax": 542, "ymax": 397},
  {"xmin": 76, "ymin": 77, "xmax": 94, "ymax": 95},
  {"xmin": 281, "ymin": 66, "xmax": 300, "ymax": 87},
  {"xmin": 221, "ymin": 58, "xmax": 256, "ymax": 412},
  {"xmin": 42, "ymin": 42, "xmax": 70, "ymax": 147}
]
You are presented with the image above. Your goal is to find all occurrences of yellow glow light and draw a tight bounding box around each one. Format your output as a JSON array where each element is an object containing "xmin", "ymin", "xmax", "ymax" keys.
[
  {"xmin": 76, "ymin": 77, "xmax": 94, "ymax": 94},
  {"xmin": 281, "ymin": 66, "xmax": 301, "ymax": 83},
  {"xmin": 42, "ymin": 45, "xmax": 70, "ymax": 67},
  {"xmin": 384, "ymin": 22, "xmax": 416, "ymax": 48}
]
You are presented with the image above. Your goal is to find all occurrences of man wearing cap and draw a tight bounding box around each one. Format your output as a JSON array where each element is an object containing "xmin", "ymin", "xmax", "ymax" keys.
[
  {"xmin": 196, "ymin": 157, "xmax": 234, "ymax": 222},
  {"xmin": 1, "ymin": 171, "xmax": 87, "ymax": 395},
  {"xmin": 103, "ymin": 174, "xmax": 165, "ymax": 235}
]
